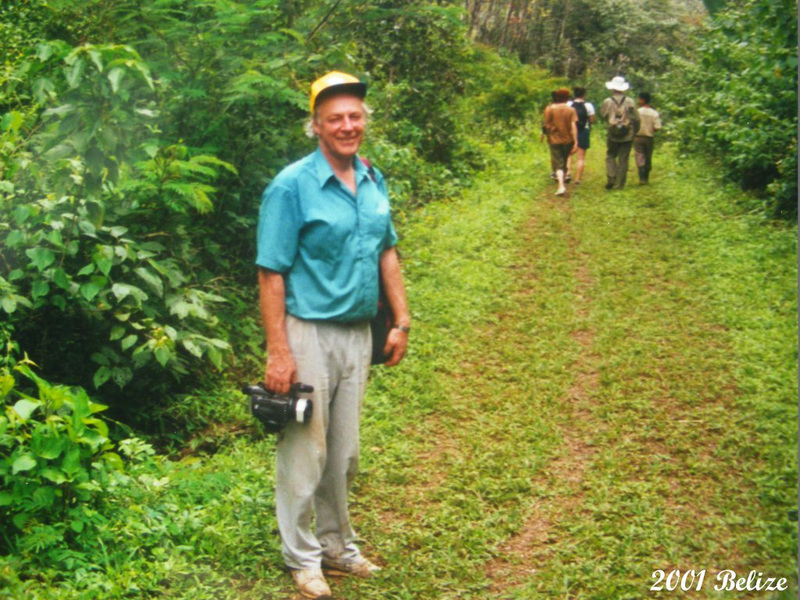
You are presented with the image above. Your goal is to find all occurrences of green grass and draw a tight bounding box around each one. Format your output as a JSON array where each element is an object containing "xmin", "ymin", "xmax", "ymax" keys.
[{"xmin": 1, "ymin": 134, "xmax": 796, "ymax": 599}]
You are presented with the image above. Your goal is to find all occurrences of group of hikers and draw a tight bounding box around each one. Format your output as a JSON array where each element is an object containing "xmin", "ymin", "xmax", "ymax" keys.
[{"xmin": 542, "ymin": 75, "xmax": 662, "ymax": 195}]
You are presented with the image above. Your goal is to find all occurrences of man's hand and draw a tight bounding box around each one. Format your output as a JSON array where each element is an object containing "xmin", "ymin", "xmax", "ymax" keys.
[
  {"xmin": 382, "ymin": 327, "xmax": 408, "ymax": 367},
  {"xmin": 265, "ymin": 350, "xmax": 297, "ymax": 395}
]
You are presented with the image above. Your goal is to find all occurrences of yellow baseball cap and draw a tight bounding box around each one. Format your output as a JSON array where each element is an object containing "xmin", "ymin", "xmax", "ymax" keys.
[{"xmin": 309, "ymin": 71, "xmax": 367, "ymax": 113}]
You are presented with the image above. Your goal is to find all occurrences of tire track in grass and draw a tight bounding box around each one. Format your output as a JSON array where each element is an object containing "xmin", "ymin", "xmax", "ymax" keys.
[{"xmin": 483, "ymin": 191, "xmax": 602, "ymax": 594}]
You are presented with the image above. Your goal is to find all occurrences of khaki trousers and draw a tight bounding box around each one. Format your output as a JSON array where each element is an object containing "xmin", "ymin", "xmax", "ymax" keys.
[
  {"xmin": 606, "ymin": 139, "xmax": 633, "ymax": 188},
  {"xmin": 276, "ymin": 315, "xmax": 372, "ymax": 570}
]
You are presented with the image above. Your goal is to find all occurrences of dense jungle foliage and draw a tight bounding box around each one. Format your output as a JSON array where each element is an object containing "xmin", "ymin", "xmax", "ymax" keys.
[{"xmin": 0, "ymin": 0, "xmax": 796, "ymax": 593}]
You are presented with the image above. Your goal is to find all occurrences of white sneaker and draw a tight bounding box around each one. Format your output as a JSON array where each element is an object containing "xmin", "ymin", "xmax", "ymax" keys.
[
  {"xmin": 291, "ymin": 568, "xmax": 332, "ymax": 599},
  {"xmin": 555, "ymin": 186, "xmax": 566, "ymax": 196},
  {"xmin": 322, "ymin": 555, "xmax": 382, "ymax": 579}
]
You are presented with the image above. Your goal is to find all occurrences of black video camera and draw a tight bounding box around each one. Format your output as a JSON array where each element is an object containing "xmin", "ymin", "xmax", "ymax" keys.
[{"xmin": 242, "ymin": 382, "xmax": 314, "ymax": 434}]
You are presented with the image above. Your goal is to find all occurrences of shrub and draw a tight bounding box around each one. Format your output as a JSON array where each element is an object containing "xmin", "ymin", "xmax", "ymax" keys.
[
  {"xmin": 661, "ymin": 0, "xmax": 798, "ymax": 217},
  {"xmin": 0, "ymin": 42, "xmax": 232, "ymax": 408},
  {"xmin": 0, "ymin": 363, "xmax": 127, "ymax": 560}
]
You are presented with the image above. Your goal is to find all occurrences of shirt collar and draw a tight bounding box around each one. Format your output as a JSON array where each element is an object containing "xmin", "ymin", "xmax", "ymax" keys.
[{"xmin": 313, "ymin": 147, "xmax": 370, "ymax": 188}]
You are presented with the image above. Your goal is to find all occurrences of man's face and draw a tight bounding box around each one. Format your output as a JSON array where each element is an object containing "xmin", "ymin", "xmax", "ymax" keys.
[{"xmin": 313, "ymin": 94, "xmax": 366, "ymax": 162}]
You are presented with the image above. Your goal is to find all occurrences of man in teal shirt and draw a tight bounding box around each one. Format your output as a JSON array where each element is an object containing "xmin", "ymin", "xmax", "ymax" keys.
[{"xmin": 256, "ymin": 72, "xmax": 410, "ymax": 599}]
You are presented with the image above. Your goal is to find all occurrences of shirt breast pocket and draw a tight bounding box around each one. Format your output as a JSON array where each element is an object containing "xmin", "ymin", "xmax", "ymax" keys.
[{"xmin": 303, "ymin": 206, "xmax": 356, "ymax": 263}]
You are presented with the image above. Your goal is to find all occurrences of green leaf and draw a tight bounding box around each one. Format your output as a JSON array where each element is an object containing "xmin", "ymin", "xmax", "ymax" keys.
[
  {"xmin": 93, "ymin": 367, "xmax": 112, "ymax": 389},
  {"xmin": 1, "ymin": 296, "xmax": 16, "ymax": 314},
  {"xmin": 32, "ymin": 486, "xmax": 56, "ymax": 508},
  {"xmin": 26, "ymin": 248, "xmax": 56, "ymax": 271},
  {"xmin": 182, "ymin": 339, "xmax": 203, "ymax": 358},
  {"xmin": 13, "ymin": 399, "xmax": 40, "ymax": 420},
  {"xmin": 154, "ymin": 346, "xmax": 172, "ymax": 367},
  {"xmin": 62, "ymin": 447, "xmax": 81, "ymax": 476},
  {"xmin": 121, "ymin": 335, "xmax": 138, "ymax": 351},
  {"xmin": 103, "ymin": 452, "xmax": 124, "ymax": 471},
  {"xmin": 1, "ymin": 111, "xmax": 24, "ymax": 133},
  {"xmin": 40, "ymin": 468, "xmax": 67, "ymax": 484},
  {"xmin": 47, "ymin": 230, "xmax": 64, "ymax": 247},
  {"xmin": 12, "ymin": 453, "xmax": 37, "ymax": 474},
  {"xmin": 77, "ymin": 264, "xmax": 96, "ymax": 276},
  {"xmin": 110, "ymin": 325, "xmax": 125, "ymax": 341},
  {"xmin": 66, "ymin": 57, "xmax": 86, "ymax": 89},
  {"xmin": 32, "ymin": 280, "xmax": 50, "ymax": 301},
  {"xmin": 12, "ymin": 513, "xmax": 30, "ymax": 530},
  {"xmin": 207, "ymin": 347, "xmax": 223, "ymax": 370},
  {"xmin": 6, "ymin": 230, "xmax": 24, "ymax": 249},
  {"xmin": 32, "ymin": 435, "xmax": 65, "ymax": 460},
  {"xmin": 111, "ymin": 283, "xmax": 148, "ymax": 303},
  {"xmin": 78, "ymin": 428, "xmax": 105, "ymax": 451},
  {"xmin": 0, "ymin": 373, "xmax": 14, "ymax": 400},
  {"xmin": 12, "ymin": 205, "xmax": 31, "ymax": 225},
  {"xmin": 53, "ymin": 268, "xmax": 71, "ymax": 290},
  {"xmin": 80, "ymin": 282, "xmax": 102, "ymax": 302},
  {"xmin": 88, "ymin": 49, "xmax": 103, "ymax": 72},
  {"xmin": 111, "ymin": 367, "xmax": 132, "ymax": 388},
  {"xmin": 134, "ymin": 267, "xmax": 163, "ymax": 297},
  {"xmin": 95, "ymin": 257, "xmax": 113, "ymax": 276},
  {"xmin": 108, "ymin": 67, "xmax": 125, "ymax": 93},
  {"xmin": 70, "ymin": 519, "xmax": 85, "ymax": 533},
  {"xmin": 86, "ymin": 200, "xmax": 105, "ymax": 229}
]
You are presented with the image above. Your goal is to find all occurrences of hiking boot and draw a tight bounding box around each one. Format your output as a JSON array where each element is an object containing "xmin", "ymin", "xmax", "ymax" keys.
[
  {"xmin": 291, "ymin": 568, "xmax": 333, "ymax": 599},
  {"xmin": 322, "ymin": 555, "xmax": 382, "ymax": 579}
]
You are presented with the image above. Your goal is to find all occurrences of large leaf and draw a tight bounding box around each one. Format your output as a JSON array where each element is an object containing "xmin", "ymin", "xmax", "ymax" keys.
[
  {"xmin": 13, "ymin": 399, "xmax": 41, "ymax": 420},
  {"xmin": 12, "ymin": 453, "xmax": 37, "ymax": 474},
  {"xmin": 26, "ymin": 248, "xmax": 56, "ymax": 271}
]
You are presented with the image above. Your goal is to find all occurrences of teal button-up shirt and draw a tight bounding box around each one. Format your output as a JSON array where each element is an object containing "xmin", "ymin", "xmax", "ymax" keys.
[{"xmin": 256, "ymin": 149, "xmax": 398, "ymax": 322}]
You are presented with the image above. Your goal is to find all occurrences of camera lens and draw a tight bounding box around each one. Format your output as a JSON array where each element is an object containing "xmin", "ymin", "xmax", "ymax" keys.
[{"xmin": 295, "ymin": 398, "xmax": 312, "ymax": 424}]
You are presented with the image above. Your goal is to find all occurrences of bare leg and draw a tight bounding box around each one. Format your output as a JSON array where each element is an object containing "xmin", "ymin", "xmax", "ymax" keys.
[{"xmin": 575, "ymin": 148, "xmax": 586, "ymax": 183}]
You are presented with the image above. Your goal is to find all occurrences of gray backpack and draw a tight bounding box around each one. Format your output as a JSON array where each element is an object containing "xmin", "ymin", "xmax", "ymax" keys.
[{"xmin": 608, "ymin": 96, "xmax": 631, "ymax": 139}]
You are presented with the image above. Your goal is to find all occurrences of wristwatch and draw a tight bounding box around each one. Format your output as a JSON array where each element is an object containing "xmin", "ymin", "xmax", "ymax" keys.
[{"xmin": 393, "ymin": 325, "xmax": 411, "ymax": 334}]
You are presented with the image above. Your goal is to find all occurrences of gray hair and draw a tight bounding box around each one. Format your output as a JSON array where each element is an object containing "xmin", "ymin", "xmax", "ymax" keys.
[{"xmin": 305, "ymin": 101, "xmax": 373, "ymax": 138}]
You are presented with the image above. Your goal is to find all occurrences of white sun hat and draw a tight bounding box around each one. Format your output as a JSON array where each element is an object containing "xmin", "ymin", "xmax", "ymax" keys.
[{"xmin": 605, "ymin": 76, "xmax": 631, "ymax": 92}]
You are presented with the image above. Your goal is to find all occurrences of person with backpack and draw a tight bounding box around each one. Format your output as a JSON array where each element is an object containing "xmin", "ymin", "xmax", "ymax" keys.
[
  {"xmin": 567, "ymin": 86, "xmax": 596, "ymax": 185},
  {"xmin": 633, "ymin": 92, "xmax": 662, "ymax": 184},
  {"xmin": 599, "ymin": 76, "xmax": 640, "ymax": 189},
  {"xmin": 543, "ymin": 87, "xmax": 579, "ymax": 196}
]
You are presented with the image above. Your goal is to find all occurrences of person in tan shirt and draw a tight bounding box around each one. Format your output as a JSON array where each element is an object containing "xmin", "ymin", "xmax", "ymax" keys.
[
  {"xmin": 543, "ymin": 87, "xmax": 578, "ymax": 196},
  {"xmin": 634, "ymin": 92, "xmax": 662, "ymax": 184}
]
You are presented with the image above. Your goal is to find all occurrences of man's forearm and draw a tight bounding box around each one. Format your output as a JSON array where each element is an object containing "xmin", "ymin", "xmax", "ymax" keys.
[
  {"xmin": 258, "ymin": 268, "xmax": 291, "ymax": 353},
  {"xmin": 379, "ymin": 247, "xmax": 410, "ymax": 328}
]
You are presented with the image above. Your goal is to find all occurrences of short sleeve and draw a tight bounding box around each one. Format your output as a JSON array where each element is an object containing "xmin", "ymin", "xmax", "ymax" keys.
[{"xmin": 256, "ymin": 182, "xmax": 301, "ymax": 272}]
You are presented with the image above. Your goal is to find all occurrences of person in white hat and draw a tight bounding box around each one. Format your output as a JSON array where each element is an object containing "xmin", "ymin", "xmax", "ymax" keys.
[
  {"xmin": 599, "ymin": 76, "xmax": 640, "ymax": 189},
  {"xmin": 257, "ymin": 71, "xmax": 410, "ymax": 599}
]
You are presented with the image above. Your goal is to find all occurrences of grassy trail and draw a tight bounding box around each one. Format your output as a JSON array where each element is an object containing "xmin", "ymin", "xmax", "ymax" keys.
[
  {"xmin": 17, "ymin": 135, "xmax": 792, "ymax": 600},
  {"xmin": 336, "ymin": 136, "xmax": 797, "ymax": 599}
]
